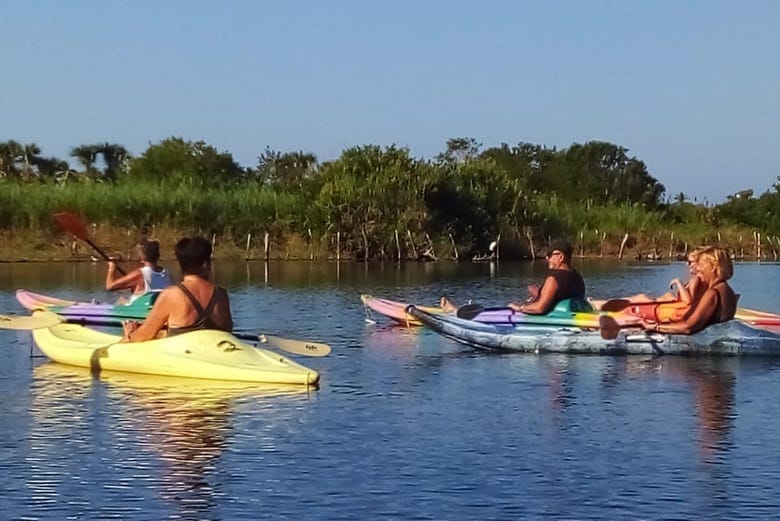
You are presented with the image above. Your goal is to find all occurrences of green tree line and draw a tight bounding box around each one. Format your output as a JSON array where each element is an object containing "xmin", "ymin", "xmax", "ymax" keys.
[{"xmin": 1, "ymin": 136, "xmax": 778, "ymax": 260}]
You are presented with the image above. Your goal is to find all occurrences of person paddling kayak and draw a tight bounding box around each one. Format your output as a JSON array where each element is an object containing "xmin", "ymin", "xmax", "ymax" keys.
[
  {"xmin": 440, "ymin": 238, "xmax": 586, "ymax": 315},
  {"xmin": 510, "ymin": 238, "xmax": 586, "ymax": 315},
  {"xmin": 122, "ymin": 236, "xmax": 233, "ymax": 342},
  {"xmin": 106, "ymin": 238, "xmax": 172, "ymax": 304}
]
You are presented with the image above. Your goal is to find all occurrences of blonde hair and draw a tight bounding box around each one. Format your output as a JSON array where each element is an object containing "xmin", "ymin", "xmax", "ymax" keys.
[
  {"xmin": 698, "ymin": 247, "xmax": 733, "ymax": 281},
  {"xmin": 688, "ymin": 247, "xmax": 705, "ymax": 264}
]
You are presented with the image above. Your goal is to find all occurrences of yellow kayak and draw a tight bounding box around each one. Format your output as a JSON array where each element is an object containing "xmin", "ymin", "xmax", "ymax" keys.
[
  {"xmin": 32, "ymin": 323, "xmax": 320, "ymax": 386},
  {"xmin": 33, "ymin": 363, "xmax": 314, "ymax": 403}
]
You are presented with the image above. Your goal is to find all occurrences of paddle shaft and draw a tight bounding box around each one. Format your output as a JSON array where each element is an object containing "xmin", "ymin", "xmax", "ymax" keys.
[{"xmin": 86, "ymin": 237, "xmax": 127, "ymax": 275}]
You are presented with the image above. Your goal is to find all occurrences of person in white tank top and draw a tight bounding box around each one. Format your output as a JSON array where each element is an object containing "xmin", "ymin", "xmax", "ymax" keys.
[{"xmin": 106, "ymin": 239, "xmax": 173, "ymax": 304}]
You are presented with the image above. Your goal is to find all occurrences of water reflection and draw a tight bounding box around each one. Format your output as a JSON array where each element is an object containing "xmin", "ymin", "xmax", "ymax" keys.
[
  {"xmin": 545, "ymin": 355, "xmax": 576, "ymax": 412},
  {"xmin": 522, "ymin": 354, "xmax": 737, "ymax": 465},
  {"xmin": 102, "ymin": 371, "xmax": 250, "ymax": 518},
  {"xmin": 616, "ymin": 357, "xmax": 737, "ymax": 464},
  {"xmin": 27, "ymin": 363, "xmax": 312, "ymax": 520},
  {"xmin": 362, "ymin": 324, "xmax": 423, "ymax": 354}
]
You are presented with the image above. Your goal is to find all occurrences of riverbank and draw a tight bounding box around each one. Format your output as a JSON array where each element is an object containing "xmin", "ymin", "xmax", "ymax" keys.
[{"xmin": 1, "ymin": 227, "xmax": 775, "ymax": 263}]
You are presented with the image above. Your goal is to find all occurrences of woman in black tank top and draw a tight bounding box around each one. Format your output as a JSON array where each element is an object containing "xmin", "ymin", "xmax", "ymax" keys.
[
  {"xmin": 167, "ymin": 283, "xmax": 227, "ymax": 336},
  {"xmin": 122, "ymin": 237, "xmax": 233, "ymax": 342}
]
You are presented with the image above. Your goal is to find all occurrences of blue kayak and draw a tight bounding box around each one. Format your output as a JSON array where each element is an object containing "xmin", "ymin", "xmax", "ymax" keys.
[{"xmin": 406, "ymin": 306, "xmax": 780, "ymax": 356}]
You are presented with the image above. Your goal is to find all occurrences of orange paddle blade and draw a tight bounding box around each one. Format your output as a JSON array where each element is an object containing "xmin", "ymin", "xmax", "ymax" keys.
[
  {"xmin": 599, "ymin": 315, "xmax": 623, "ymax": 340},
  {"xmin": 53, "ymin": 212, "xmax": 89, "ymax": 241},
  {"xmin": 52, "ymin": 212, "xmax": 126, "ymax": 275}
]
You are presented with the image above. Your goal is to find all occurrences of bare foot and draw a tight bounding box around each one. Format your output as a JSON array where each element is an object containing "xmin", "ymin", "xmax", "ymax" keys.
[
  {"xmin": 588, "ymin": 297, "xmax": 606, "ymax": 310},
  {"xmin": 440, "ymin": 296, "xmax": 457, "ymax": 312}
]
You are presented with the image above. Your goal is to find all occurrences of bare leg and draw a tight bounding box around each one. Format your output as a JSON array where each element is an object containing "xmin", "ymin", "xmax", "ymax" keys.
[{"xmin": 627, "ymin": 293, "xmax": 655, "ymax": 303}]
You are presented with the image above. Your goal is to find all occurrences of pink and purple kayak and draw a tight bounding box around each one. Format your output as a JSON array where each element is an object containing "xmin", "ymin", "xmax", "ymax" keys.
[
  {"xmin": 16, "ymin": 289, "xmax": 158, "ymax": 323},
  {"xmin": 361, "ymin": 295, "xmax": 442, "ymax": 326}
]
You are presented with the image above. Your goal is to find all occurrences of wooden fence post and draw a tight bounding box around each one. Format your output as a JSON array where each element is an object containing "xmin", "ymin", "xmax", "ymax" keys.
[
  {"xmin": 424, "ymin": 233, "xmax": 436, "ymax": 260},
  {"xmin": 448, "ymin": 233, "xmax": 458, "ymax": 261},
  {"xmin": 618, "ymin": 233, "xmax": 629, "ymax": 260},
  {"xmin": 362, "ymin": 226, "xmax": 369, "ymax": 262},
  {"xmin": 407, "ymin": 230, "xmax": 418, "ymax": 259},
  {"xmin": 739, "ymin": 234, "xmax": 743, "ymax": 259}
]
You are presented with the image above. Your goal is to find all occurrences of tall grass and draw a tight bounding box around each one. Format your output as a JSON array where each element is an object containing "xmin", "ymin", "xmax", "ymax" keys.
[
  {"xmin": 0, "ymin": 180, "xmax": 290, "ymax": 235},
  {"xmin": 0, "ymin": 179, "xmax": 767, "ymax": 258}
]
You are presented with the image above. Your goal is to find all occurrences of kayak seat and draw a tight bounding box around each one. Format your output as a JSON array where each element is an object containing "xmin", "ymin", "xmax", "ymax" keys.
[
  {"xmin": 550, "ymin": 297, "xmax": 595, "ymax": 316},
  {"xmin": 124, "ymin": 291, "xmax": 161, "ymax": 311}
]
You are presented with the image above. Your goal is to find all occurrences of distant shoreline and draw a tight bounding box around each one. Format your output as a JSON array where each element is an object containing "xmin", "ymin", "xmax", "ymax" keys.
[{"xmin": 1, "ymin": 224, "xmax": 776, "ymax": 264}]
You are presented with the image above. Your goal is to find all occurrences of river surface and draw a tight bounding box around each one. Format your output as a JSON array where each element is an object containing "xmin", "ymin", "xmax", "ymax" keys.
[{"xmin": 1, "ymin": 260, "xmax": 780, "ymax": 520}]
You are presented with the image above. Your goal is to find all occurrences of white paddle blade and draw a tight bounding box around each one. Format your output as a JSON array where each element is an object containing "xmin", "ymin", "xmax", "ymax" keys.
[
  {"xmin": 0, "ymin": 311, "xmax": 63, "ymax": 330},
  {"xmin": 260, "ymin": 335, "xmax": 332, "ymax": 357}
]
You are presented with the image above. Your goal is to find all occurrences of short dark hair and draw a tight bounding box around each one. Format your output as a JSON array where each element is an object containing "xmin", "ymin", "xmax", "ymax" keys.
[
  {"xmin": 137, "ymin": 238, "xmax": 160, "ymax": 263},
  {"xmin": 547, "ymin": 238, "xmax": 574, "ymax": 260},
  {"xmin": 175, "ymin": 236, "xmax": 212, "ymax": 275}
]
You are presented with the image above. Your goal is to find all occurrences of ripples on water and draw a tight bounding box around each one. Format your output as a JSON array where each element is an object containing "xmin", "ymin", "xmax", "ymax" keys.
[{"xmin": 2, "ymin": 261, "xmax": 780, "ymax": 519}]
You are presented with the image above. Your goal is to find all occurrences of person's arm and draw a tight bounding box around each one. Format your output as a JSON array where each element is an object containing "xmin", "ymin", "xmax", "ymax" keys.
[
  {"xmin": 645, "ymin": 289, "xmax": 717, "ymax": 335},
  {"xmin": 106, "ymin": 263, "xmax": 143, "ymax": 292},
  {"xmin": 212, "ymin": 287, "xmax": 233, "ymax": 332},
  {"xmin": 509, "ymin": 283, "xmax": 543, "ymax": 311},
  {"xmin": 681, "ymin": 276, "xmax": 704, "ymax": 305},
  {"xmin": 669, "ymin": 278, "xmax": 687, "ymax": 301},
  {"xmin": 123, "ymin": 290, "xmax": 174, "ymax": 342},
  {"xmin": 512, "ymin": 276, "xmax": 558, "ymax": 315}
]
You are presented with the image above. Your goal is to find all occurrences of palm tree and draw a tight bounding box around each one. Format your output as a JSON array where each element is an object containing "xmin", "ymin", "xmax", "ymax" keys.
[
  {"xmin": 70, "ymin": 144, "xmax": 101, "ymax": 176},
  {"xmin": 99, "ymin": 143, "xmax": 129, "ymax": 181},
  {"xmin": 32, "ymin": 156, "xmax": 70, "ymax": 179},
  {"xmin": 0, "ymin": 140, "xmax": 23, "ymax": 178},
  {"xmin": 19, "ymin": 143, "xmax": 42, "ymax": 179}
]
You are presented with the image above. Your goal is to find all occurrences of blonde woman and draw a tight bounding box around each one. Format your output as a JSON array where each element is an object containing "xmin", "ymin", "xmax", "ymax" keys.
[
  {"xmin": 642, "ymin": 247, "xmax": 737, "ymax": 335},
  {"xmin": 591, "ymin": 247, "xmax": 707, "ymax": 322}
]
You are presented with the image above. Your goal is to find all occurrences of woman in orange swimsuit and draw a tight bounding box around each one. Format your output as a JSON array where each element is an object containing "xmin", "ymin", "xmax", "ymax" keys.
[
  {"xmin": 591, "ymin": 248, "xmax": 707, "ymax": 322},
  {"xmin": 642, "ymin": 247, "xmax": 737, "ymax": 335}
]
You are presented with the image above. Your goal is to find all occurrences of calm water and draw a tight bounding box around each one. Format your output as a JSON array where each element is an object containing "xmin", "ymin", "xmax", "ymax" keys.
[{"xmin": 2, "ymin": 260, "xmax": 780, "ymax": 520}]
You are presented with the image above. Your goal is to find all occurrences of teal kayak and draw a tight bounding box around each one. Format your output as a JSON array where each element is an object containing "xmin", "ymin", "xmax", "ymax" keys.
[{"xmin": 406, "ymin": 305, "xmax": 780, "ymax": 356}]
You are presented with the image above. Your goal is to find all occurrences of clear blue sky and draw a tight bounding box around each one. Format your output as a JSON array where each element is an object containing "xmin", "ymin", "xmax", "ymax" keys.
[{"xmin": 3, "ymin": 0, "xmax": 778, "ymax": 203}]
